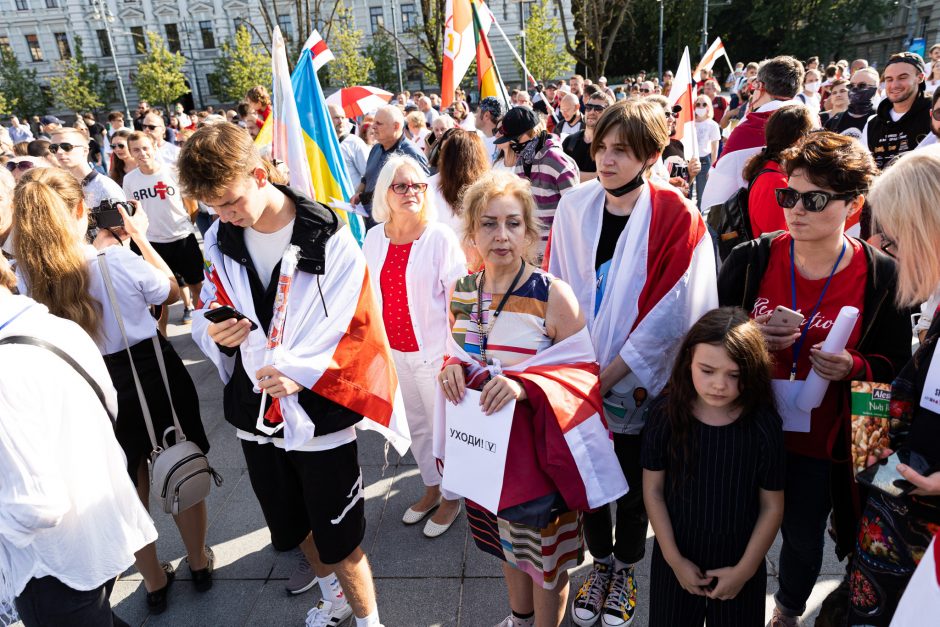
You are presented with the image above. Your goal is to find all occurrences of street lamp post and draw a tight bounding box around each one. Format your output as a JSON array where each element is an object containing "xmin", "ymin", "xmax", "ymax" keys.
[
  {"xmin": 92, "ymin": 0, "xmax": 132, "ymax": 123},
  {"xmin": 657, "ymin": 0, "xmax": 664, "ymax": 80},
  {"xmin": 701, "ymin": 0, "xmax": 709, "ymax": 58},
  {"xmin": 389, "ymin": 0, "xmax": 404, "ymax": 93},
  {"xmin": 179, "ymin": 22, "xmax": 204, "ymax": 109}
]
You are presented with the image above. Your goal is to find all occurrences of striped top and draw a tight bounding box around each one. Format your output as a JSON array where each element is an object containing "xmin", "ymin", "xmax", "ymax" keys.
[
  {"xmin": 512, "ymin": 135, "xmax": 579, "ymax": 258},
  {"xmin": 451, "ymin": 268, "xmax": 553, "ymax": 368}
]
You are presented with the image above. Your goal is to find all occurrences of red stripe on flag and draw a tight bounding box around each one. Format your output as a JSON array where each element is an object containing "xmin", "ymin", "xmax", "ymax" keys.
[
  {"xmin": 312, "ymin": 269, "xmax": 397, "ymax": 425},
  {"xmin": 311, "ymin": 39, "xmax": 329, "ymax": 57}
]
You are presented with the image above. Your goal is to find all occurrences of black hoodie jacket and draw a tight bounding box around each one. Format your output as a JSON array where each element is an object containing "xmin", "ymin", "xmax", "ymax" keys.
[{"xmin": 865, "ymin": 94, "xmax": 931, "ymax": 170}]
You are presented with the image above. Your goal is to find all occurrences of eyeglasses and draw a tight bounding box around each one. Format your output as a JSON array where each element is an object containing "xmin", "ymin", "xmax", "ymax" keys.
[
  {"xmin": 774, "ymin": 187, "xmax": 858, "ymax": 212},
  {"xmin": 49, "ymin": 143, "xmax": 78, "ymax": 153},
  {"xmin": 931, "ymin": 108, "xmax": 940, "ymax": 122},
  {"xmin": 142, "ymin": 124, "xmax": 162, "ymax": 131},
  {"xmin": 112, "ymin": 143, "xmax": 127, "ymax": 150},
  {"xmin": 876, "ymin": 231, "xmax": 897, "ymax": 255},
  {"xmin": 5, "ymin": 160, "xmax": 33, "ymax": 172},
  {"xmin": 584, "ymin": 103, "xmax": 607, "ymax": 112},
  {"xmin": 390, "ymin": 182, "xmax": 428, "ymax": 195},
  {"xmin": 639, "ymin": 88, "xmax": 651, "ymax": 93}
]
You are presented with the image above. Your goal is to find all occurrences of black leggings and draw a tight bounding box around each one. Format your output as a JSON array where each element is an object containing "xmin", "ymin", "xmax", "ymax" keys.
[
  {"xmin": 582, "ymin": 432, "xmax": 648, "ymax": 564},
  {"xmin": 15, "ymin": 576, "xmax": 128, "ymax": 627}
]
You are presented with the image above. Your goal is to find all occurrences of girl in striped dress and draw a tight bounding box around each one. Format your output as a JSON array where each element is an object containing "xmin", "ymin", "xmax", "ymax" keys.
[{"xmin": 439, "ymin": 171, "xmax": 587, "ymax": 627}]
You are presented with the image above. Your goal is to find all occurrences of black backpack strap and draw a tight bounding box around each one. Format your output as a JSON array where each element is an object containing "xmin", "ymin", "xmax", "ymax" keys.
[
  {"xmin": 746, "ymin": 167, "xmax": 778, "ymax": 194},
  {"xmin": 0, "ymin": 335, "xmax": 115, "ymax": 424}
]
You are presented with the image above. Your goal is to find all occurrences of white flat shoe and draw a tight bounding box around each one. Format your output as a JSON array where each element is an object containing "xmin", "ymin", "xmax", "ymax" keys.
[
  {"xmin": 402, "ymin": 500, "xmax": 439, "ymax": 525},
  {"xmin": 423, "ymin": 503, "xmax": 461, "ymax": 538}
]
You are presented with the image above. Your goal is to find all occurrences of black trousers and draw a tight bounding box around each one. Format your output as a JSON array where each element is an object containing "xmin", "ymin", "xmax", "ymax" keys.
[
  {"xmin": 15, "ymin": 576, "xmax": 128, "ymax": 627},
  {"xmin": 582, "ymin": 432, "xmax": 648, "ymax": 564}
]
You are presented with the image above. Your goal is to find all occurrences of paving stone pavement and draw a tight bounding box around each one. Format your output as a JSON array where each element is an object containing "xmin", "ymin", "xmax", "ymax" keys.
[{"xmin": 15, "ymin": 305, "xmax": 847, "ymax": 626}]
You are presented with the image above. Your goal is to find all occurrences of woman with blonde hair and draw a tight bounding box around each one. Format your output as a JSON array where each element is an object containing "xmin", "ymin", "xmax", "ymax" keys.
[
  {"xmin": 847, "ymin": 145, "xmax": 940, "ymax": 626},
  {"xmin": 362, "ymin": 156, "xmax": 467, "ymax": 537},
  {"xmin": 12, "ymin": 167, "xmax": 214, "ymax": 615}
]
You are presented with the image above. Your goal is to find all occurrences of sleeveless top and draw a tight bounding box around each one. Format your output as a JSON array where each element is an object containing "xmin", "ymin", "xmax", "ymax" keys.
[{"xmin": 450, "ymin": 268, "xmax": 553, "ymax": 368}]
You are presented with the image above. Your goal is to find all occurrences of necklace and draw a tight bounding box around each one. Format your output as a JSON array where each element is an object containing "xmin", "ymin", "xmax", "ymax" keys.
[{"xmin": 475, "ymin": 259, "xmax": 526, "ymax": 364}]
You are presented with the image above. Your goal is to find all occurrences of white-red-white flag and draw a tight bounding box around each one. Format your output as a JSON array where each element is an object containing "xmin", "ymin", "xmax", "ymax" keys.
[
  {"xmin": 693, "ymin": 37, "xmax": 729, "ymax": 82},
  {"xmin": 298, "ymin": 30, "xmax": 335, "ymax": 71},
  {"xmin": 667, "ymin": 47, "xmax": 698, "ymax": 160}
]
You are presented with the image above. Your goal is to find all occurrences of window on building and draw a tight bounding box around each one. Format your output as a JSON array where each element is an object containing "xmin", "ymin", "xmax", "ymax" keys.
[
  {"xmin": 25, "ymin": 34, "xmax": 43, "ymax": 62},
  {"xmin": 921, "ymin": 16, "xmax": 931, "ymax": 39},
  {"xmin": 401, "ymin": 3, "xmax": 416, "ymax": 30},
  {"xmin": 370, "ymin": 7, "xmax": 385, "ymax": 34},
  {"xmin": 278, "ymin": 14, "xmax": 293, "ymax": 41},
  {"xmin": 45, "ymin": 0, "xmax": 58, "ymax": 7},
  {"xmin": 0, "ymin": 36, "xmax": 12, "ymax": 56},
  {"xmin": 406, "ymin": 58, "xmax": 423, "ymax": 82},
  {"xmin": 165, "ymin": 23, "xmax": 181, "ymax": 52},
  {"xmin": 104, "ymin": 79, "xmax": 117, "ymax": 102},
  {"xmin": 97, "ymin": 29, "xmax": 111, "ymax": 57},
  {"xmin": 199, "ymin": 20, "xmax": 215, "ymax": 49},
  {"xmin": 131, "ymin": 26, "xmax": 146, "ymax": 53},
  {"xmin": 54, "ymin": 32, "xmax": 71, "ymax": 58},
  {"xmin": 15, "ymin": 0, "xmax": 28, "ymax": 10}
]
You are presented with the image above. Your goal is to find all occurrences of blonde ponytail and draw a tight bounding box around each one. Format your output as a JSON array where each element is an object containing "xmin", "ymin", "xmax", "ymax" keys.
[{"xmin": 13, "ymin": 168, "xmax": 101, "ymax": 338}]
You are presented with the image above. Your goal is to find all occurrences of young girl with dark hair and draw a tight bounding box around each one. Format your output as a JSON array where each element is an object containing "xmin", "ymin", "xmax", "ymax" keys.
[{"xmin": 642, "ymin": 307, "xmax": 785, "ymax": 626}]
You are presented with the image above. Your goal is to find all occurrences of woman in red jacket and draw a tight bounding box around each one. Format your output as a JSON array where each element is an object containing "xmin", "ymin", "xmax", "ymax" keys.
[{"xmin": 744, "ymin": 105, "xmax": 814, "ymax": 237}]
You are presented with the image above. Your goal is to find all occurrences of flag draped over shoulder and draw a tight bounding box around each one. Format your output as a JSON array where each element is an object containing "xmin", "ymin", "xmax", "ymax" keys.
[
  {"xmin": 470, "ymin": 0, "xmax": 508, "ymax": 107},
  {"xmin": 269, "ymin": 27, "xmax": 365, "ymax": 244},
  {"xmin": 693, "ymin": 37, "xmax": 730, "ymax": 82},
  {"xmin": 667, "ymin": 47, "xmax": 699, "ymax": 160},
  {"xmin": 442, "ymin": 0, "xmax": 492, "ymax": 107}
]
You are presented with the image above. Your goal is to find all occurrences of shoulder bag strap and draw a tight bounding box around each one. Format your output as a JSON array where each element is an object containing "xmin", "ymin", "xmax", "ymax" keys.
[
  {"xmin": 0, "ymin": 335, "xmax": 116, "ymax": 424},
  {"xmin": 97, "ymin": 252, "xmax": 185, "ymax": 450}
]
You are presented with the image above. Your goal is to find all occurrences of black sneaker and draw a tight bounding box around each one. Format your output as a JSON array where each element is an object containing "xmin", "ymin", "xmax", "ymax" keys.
[
  {"xmin": 572, "ymin": 561, "xmax": 611, "ymax": 626},
  {"xmin": 181, "ymin": 308, "xmax": 194, "ymax": 324},
  {"xmin": 189, "ymin": 546, "xmax": 215, "ymax": 592},
  {"xmin": 601, "ymin": 565, "xmax": 637, "ymax": 626},
  {"xmin": 146, "ymin": 562, "xmax": 176, "ymax": 615}
]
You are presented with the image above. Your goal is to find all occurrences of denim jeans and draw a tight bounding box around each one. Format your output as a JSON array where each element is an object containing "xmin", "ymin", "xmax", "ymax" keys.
[
  {"xmin": 774, "ymin": 452, "xmax": 833, "ymax": 616},
  {"xmin": 694, "ymin": 154, "xmax": 712, "ymax": 211}
]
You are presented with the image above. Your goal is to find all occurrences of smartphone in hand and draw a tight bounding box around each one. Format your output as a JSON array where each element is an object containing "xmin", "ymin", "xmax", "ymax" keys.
[{"xmin": 203, "ymin": 305, "xmax": 259, "ymax": 331}]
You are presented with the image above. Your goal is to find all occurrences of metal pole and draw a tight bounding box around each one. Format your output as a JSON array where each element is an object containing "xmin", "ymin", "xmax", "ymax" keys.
[
  {"xmin": 657, "ymin": 0, "xmax": 663, "ymax": 80},
  {"xmin": 182, "ymin": 24, "xmax": 204, "ymax": 109},
  {"xmin": 519, "ymin": 2, "xmax": 526, "ymax": 72},
  {"xmin": 96, "ymin": 0, "xmax": 131, "ymax": 122},
  {"xmin": 701, "ymin": 0, "xmax": 708, "ymax": 58},
  {"xmin": 904, "ymin": 0, "xmax": 919, "ymax": 49},
  {"xmin": 389, "ymin": 0, "xmax": 404, "ymax": 93}
]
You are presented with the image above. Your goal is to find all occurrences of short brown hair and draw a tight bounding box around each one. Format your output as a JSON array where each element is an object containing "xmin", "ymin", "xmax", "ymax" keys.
[
  {"xmin": 461, "ymin": 170, "xmax": 541, "ymax": 264},
  {"xmin": 246, "ymin": 85, "xmax": 271, "ymax": 108},
  {"xmin": 127, "ymin": 131, "xmax": 153, "ymax": 147},
  {"xmin": 107, "ymin": 110, "xmax": 124, "ymax": 122},
  {"xmin": 177, "ymin": 123, "xmax": 262, "ymax": 202},
  {"xmin": 781, "ymin": 131, "xmax": 877, "ymax": 195},
  {"xmin": 590, "ymin": 99, "xmax": 669, "ymax": 163}
]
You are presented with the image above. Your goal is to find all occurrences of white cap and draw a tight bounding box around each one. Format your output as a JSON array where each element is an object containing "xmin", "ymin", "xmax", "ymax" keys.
[{"xmin": 598, "ymin": 76, "xmax": 608, "ymax": 83}]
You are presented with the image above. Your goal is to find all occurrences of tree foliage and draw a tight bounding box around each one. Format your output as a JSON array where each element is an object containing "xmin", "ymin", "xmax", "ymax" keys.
[
  {"xmin": 366, "ymin": 30, "xmax": 398, "ymax": 91},
  {"xmin": 212, "ymin": 26, "xmax": 272, "ymax": 103},
  {"xmin": 524, "ymin": 0, "xmax": 573, "ymax": 84},
  {"xmin": 134, "ymin": 32, "xmax": 190, "ymax": 111},
  {"xmin": 330, "ymin": 3, "xmax": 374, "ymax": 87},
  {"xmin": 49, "ymin": 37, "xmax": 104, "ymax": 112},
  {"xmin": 0, "ymin": 91, "xmax": 10, "ymax": 117},
  {"xmin": 0, "ymin": 47, "xmax": 48, "ymax": 118},
  {"xmin": 555, "ymin": 0, "xmax": 632, "ymax": 78}
]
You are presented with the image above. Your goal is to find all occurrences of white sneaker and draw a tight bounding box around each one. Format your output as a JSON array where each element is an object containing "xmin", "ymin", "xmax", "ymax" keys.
[{"xmin": 305, "ymin": 599, "xmax": 353, "ymax": 627}]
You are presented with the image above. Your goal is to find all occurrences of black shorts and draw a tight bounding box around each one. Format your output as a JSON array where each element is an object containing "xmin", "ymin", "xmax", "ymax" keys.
[
  {"xmin": 150, "ymin": 234, "xmax": 204, "ymax": 286},
  {"xmin": 240, "ymin": 439, "xmax": 365, "ymax": 564}
]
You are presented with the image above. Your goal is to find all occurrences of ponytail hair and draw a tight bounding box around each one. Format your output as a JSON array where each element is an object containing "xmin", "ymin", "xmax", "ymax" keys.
[{"xmin": 13, "ymin": 168, "xmax": 101, "ymax": 338}]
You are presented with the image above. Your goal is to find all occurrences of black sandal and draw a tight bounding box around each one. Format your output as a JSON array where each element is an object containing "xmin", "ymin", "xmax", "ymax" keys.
[
  {"xmin": 145, "ymin": 562, "xmax": 175, "ymax": 615},
  {"xmin": 189, "ymin": 546, "xmax": 215, "ymax": 592}
]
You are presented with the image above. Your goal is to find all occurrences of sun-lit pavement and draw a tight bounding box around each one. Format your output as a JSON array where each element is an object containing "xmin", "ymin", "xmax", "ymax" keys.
[{"xmin": 15, "ymin": 303, "xmax": 846, "ymax": 626}]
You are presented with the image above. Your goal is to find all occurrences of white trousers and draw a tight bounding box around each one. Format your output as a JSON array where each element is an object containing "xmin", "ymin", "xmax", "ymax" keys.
[{"xmin": 392, "ymin": 350, "xmax": 447, "ymax": 490}]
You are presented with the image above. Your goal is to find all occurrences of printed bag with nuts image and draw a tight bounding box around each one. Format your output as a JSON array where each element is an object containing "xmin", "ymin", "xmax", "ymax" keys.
[{"xmin": 850, "ymin": 381, "xmax": 895, "ymax": 476}]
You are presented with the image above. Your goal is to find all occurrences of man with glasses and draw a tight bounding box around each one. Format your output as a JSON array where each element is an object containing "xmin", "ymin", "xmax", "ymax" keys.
[
  {"xmin": 563, "ymin": 92, "xmax": 613, "ymax": 182},
  {"xmin": 141, "ymin": 112, "xmax": 179, "ymax": 168},
  {"xmin": 638, "ymin": 81, "xmax": 655, "ymax": 97},
  {"xmin": 557, "ymin": 93, "xmax": 584, "ymax": 138},
  {"xmin": 824, "ymin": 68, "xmax": 879, "ymax": 140},
  {"xmin": 915, "ymin": 88, "xmax": 940, "ymax": 150},
  {"xmin": 50, "ymin": 128, "xmax": 126, "ymax": 212}
]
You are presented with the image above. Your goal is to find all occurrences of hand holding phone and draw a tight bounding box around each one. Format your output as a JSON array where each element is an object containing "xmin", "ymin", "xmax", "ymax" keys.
[
  {"xmin": 756, "ymin": 306, "xmax": 804, "ymax": 352},
  {"xmin": 205, "ymin": 304, "xmax": 257, "ymax": 348},
  {"xmin": 856, "ymin": 450, "xmax": 934, "ymax": 497}
]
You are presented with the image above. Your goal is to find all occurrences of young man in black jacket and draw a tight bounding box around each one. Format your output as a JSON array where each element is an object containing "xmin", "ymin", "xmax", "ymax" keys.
[{"xmin": 863, "ymin": 52, "xmax": 932, "ymax": 170}]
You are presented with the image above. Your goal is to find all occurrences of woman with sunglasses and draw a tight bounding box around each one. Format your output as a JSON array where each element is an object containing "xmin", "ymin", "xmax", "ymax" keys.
[
  {"xmin": 717, "ymin": 131, "xmax": 913, "ymax": 627},
  {"xmin": 362, "ymin": 156, "xmax": 467, "ymax": 538},
  {"xmin": 4, "ymin": 156, "xmax": 48, "ymax": 182},
  {"xmin": 108, "ymin": 129, "xmax": 137, "ymax": 187}
]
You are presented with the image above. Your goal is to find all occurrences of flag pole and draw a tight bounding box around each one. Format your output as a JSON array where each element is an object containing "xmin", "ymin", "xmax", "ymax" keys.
[
  {"xmin": 484, "ymin": 10, "xmax": 537, "ymax": 86},
  {"xmin": 471, "ymin": 0, "xmax": 513, "ymax": 105}
]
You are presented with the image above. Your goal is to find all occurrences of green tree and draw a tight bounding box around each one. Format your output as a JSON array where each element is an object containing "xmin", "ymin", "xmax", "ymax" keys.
[
  {"xmin": 330, "ymin": 3, "xmax": 374, "ymax": 87},
  {"xmin": 0, "ymin": 47, "xmax": 48, "ymax": 118},
  {"xmin": 0, "ymin": 91, "xmax": 10, "ymax": 117},
  {"xmin": 212, "ymin": 26, "xmax": 271, "ymax": 103},
  {"xmin": 524, "ymin": 0, "xmax": 573, "ymax": 83},
  {"xmin": 134, "ymin": 32, "xmax": 190, "ymax": 112},
  {"xmin": 366, "ymin": 30, "xmax": 398, "ymax": 91},
  {"xmin": 555, "ymin": 0, "xmax": 632, "ymax": 77},
  {"xmin": 49, "ymin": 37, "xmax": 104, "ymax": 112}
]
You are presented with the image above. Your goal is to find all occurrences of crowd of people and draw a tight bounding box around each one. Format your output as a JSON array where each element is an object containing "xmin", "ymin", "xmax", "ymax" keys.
[{"xmin": 4, "ymin": 44, "xmax": 940, "ymax": 627}]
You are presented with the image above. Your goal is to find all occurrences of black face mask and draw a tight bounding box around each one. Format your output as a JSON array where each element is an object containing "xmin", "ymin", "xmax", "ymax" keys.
[
  {"xmin": 603, "ymin": 160, "xmax": 649, "ymax": 197},
  {"xmin": 509, "ymin": 138, "xmax": 531, "ymax": 154},
  {"xmin": 848, "ymin": 85, "xmax": 877, "ymax": 115}
]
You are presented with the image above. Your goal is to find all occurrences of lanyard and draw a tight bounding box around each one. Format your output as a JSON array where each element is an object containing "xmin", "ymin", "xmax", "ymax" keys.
[
  {"xmin": 788, "ymin": 238, "xmax": 847, "ymax": 380},
  {"xmin": 476, "ymin": 259, "xmax": 526, "ymax": 364},
  {"xmin": 0, "ymin": 303, "xmax": 34, "ymax": 333}
]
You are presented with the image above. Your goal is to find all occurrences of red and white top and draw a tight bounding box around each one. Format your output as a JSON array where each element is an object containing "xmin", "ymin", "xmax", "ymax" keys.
[{"xmin": 380, "ymin": 242, "xmax": 419, "ymax": 352}]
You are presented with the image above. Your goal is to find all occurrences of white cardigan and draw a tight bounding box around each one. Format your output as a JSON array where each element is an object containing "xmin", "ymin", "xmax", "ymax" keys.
[{"xmin": 362, "ymin": 221, "xmax": 467, "ymax": 362}]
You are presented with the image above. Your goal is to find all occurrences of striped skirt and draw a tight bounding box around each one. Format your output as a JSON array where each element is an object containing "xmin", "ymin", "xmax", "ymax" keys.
[{"xmin": 466, "ymin": 502, "xmax": 583, "ymax": 589}]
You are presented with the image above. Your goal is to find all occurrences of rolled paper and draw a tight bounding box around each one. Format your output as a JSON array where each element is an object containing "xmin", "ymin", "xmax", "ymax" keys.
[
  {"xmin": 256, "ymin": 245, "xmax": 301, "ymax": 434},
  {"xmin": 795, "ymin": 306, "xmax": 860, "ymax": 412}
]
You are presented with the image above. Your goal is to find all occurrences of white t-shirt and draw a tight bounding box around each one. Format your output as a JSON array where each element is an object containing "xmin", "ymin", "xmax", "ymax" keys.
[
  {"xmin": 122, "ymin": 166, "xmax": 194, "ymax": 243},
  {"xmin": 559, "ymin": 119, "xmax": 583, "ymax": 137},
  {"xmin": 244, "ymin": 219, "xmax": 295, "ymax": 289},
  {"xmin": 928, "ymin": 80, "xmax": 940, "ymax": 96},
  {"xmin": 84, "ymin": 244, "xmax": 170, "ymax": 355},
  {"xmin": 694, "ymin": 119, "xmax": 721, "ymax": 158},
  {"xmin": 82, "ymin": 171, "xmax": 126, "ymax": 211},
  {"xmin": 157, "ymin": 141, "xmax": 180, "ymax": 169},
  {"xmin": 479, "ymin": 131, "xmax": 498, "ymax": 162},
  {"xmin": 339, "ymin": 133, "xmax": 370, "ymax": 184}
]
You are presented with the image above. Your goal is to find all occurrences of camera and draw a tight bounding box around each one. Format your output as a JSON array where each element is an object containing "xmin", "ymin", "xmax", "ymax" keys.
[
  {"xmin": 90, "ymin": 199, "xmax": 135, "ymax": 230},
  {"xmin": 669, "ymin": 162, "xmax": 690, "ymax": 181}
]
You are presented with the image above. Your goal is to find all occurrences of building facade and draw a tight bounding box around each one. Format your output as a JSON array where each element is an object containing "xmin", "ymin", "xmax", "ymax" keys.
[
  {"xmin": 842, "ymin": 0, "xmax": 940, "ymax": 68},
  {"xmin": 0, "ymin": 0, "xmax": 575, "ymax": 114}
]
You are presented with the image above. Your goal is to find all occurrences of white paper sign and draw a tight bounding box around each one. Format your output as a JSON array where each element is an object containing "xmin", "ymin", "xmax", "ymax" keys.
[
  {"xmin": 773, "ymin": 379, "xmax": 812, "ymax": 433},
  {"xmin": 441, "ymin": 388, "xmax": 515, "ymax": 513},
  {"xmin": 920, "ymin": 348, "xmax": 940, "ymax": 413}
]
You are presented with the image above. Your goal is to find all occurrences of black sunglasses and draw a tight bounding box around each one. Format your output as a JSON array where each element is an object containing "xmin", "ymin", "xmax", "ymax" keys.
[
  {"xmin": 775, "ymin": 187, "xmax": 858, "ymax": 212},
  {"xmin": 5, "ymin": 160, "xmax": 33, "ymax": 172},
  {"xmin": 584, "ymin": 103, "xmax": 607, "ymax": 112},
  {"xmin": 49, "ymin": 143, "xmax": 77, "ymax": 153},
  {"xmin": 112, "ymin": 143, "xmax": 127, "ymax": 149},
  {"xmin": 931, "ymin": 108, "xmax": 940, "ymax": 122},
  {"xmin": 142, "ymin": 123, "xmax": 162, "ymax": 131},
  {"xmin": 639, "ymin": 88, "xmax": 651, "ymax": 93},
  {"xmin": 876, "ymin": 231, "xmax": 897, "ymax": 255}
]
